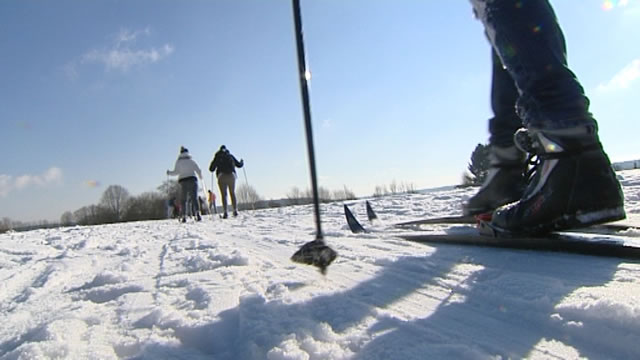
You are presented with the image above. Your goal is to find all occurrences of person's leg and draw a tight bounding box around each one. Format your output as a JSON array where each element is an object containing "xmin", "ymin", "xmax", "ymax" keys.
[
  {"xmin": 190, "ymin": 179, "xmax": 201, "ymax": 221},
  {"xmin": 217, "ymin": 174, "xmax": 231, "ymax": 218},
  {"xmin": 471, "ymin": 0, "xmax": 624, "ymax": 232},
  {"xmin": 463, "ymin": 49, "xmax": 526, "ymax": 215},
  {"xmin": 488, "ymin": 48, "xmax": 521, "ymax": 147},
  {"xmin": 228, "ymin": 174, "xmax": 238, "ymax": 216},
  {"xmin": 217, "ymin": 182, "xmax": 227, "ymax": 217},
  {"xmin": 471, "ymin": 0, "xmax": 592, "ymax": 130},
  {"xmin": 179, "ymin": 181, "xmax": 188, "ymax": 222}
]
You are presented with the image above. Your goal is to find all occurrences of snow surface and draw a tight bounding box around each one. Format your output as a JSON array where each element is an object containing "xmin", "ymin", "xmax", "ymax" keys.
[{"xmin": 2, "ymin": 170, "xmax": 640, "ymax": 359}]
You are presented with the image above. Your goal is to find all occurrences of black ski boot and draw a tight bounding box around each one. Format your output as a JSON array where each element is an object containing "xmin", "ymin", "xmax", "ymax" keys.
[
  {"xmin": 463, "ymin": 145, "xmax": 526, "ymax": 216},
  {"xmin": 491, "ymin": 127, "xmax": 626, "ymax": 234}
]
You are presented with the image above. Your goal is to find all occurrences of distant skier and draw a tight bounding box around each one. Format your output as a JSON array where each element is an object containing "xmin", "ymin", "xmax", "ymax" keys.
[
  {"xmin": 207, "ymin": 190, "xmax": 218, "ymax": 215},
  {"xmin": 167, "ymin": 146, "xmax": 203, "ymax": 222},
  {"xmin": 198, "ymin": 196, "xmax": 210, "ymax": 216},
  {"xmin": 209, "ymin": 145, "xmax": 244, "ymax": 218},
  {"xmin": 167, "ymin": 197, "xmax": 180, "ymax": 219}
]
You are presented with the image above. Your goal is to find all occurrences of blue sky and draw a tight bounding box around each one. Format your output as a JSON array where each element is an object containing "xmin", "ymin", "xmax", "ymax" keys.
[{"xmin": 1, "ymin": 0, "xmax": 639, "ymax": 222}]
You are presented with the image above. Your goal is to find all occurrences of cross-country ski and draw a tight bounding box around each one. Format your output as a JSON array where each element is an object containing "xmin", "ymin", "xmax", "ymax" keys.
[{"xmin": 344, "ymin": 202, "xmax": 640, "ymax": 259}]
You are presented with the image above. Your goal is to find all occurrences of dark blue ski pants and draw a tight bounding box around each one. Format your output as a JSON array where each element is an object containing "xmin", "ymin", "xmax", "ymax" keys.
[
  {"xmin": 471, "ymin": 0, "xmax": 598, "ymax": 146},
  {"xmin": 179, "ymin": 177, "xmax": 200, "ymax": 218}
]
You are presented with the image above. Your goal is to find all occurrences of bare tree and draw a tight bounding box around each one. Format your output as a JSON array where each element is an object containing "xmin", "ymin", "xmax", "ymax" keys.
[
  {"xmin": 0, "ymin": 217, "xmax": 12, "ymax": 233},
  {"xmin": 60, "ymin": 211, "xmax": 74, "ymax": 226},
  {"xmin": 73, "ymin": 205, "xmax": 105, "ymax": 225},
  {"xmin": 157, "ymin": 179, "xmax": 180, "ymax": 200},
  {"xmin": 373, "ymin": 185, "xmax": 388, "ymax": 197},
  {"xmin": 305, "ymin": 186, "xmax": 331, "ymax": 202},
  {"xmin": 398, "ymin": 181, "xmax": 417, "ymax": 194},
  {"xmin": 332, "ymin": 185, "xmax": 357, "ymax": 201},
  {"xmin": 389, "ymin": 180, "xmax": 398, "ymax": 194},
  {"xmin": 73, "ymin": 207, "xmax": 90, "ymax": 225},
  {"xmin": 100, "ymin": 185, "xmax": 130, "ymax": 222},
  {"xmin": 286, "ymin": 185, "xmax": 357, "ymax": 205},
  {"xmin": 124, "ymin": 191, "xmax": 166, "ymax": 221},
  {"xmin": 319, "ymin": 186, "xmax": 332, "ymax": 202},
  {"xmin": 236, "ymin": 183, "xmax": 262, "ymax": 210},
  {"xmin": 287, "ymin": 186, "xmax": 305, "ymax": 205}
]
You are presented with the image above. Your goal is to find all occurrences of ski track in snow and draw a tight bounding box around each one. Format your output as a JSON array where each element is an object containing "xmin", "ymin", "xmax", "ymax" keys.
[{"xmin": 1, "ymin": 170, "xmax": 640, "ymax": 359}]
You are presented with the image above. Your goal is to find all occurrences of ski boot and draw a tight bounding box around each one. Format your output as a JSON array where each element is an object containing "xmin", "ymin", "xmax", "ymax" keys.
[
  {"xmin": 463, "ymin": 145, "xmax": 527, "ymax": 216},
  {"xmin": 491, "ymin": 127, "xmax": 626, "ymax": 234}
]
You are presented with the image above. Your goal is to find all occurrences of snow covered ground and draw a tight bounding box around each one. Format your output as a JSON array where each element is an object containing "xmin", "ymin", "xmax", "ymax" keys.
[{"xmin": 2, "ymin": 170, "xmax": 640, "ymax": 359}]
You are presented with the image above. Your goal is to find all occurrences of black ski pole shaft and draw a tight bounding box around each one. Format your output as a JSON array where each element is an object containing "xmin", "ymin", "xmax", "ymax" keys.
[{"xmin": 292, "ymin": 0, "xmax": 323, "ymax": 241}]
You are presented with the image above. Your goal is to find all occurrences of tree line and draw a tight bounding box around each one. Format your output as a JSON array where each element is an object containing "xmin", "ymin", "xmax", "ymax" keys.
[
  {"xmin": 1, "ymin": 146, "xmax": 494, "ymax": 233},
  {"xmin": 60, "ymin": 184, "xmax": 168, "ymax": 226},
  {"xmin": 0, "ymin": 180, "xmax": 360, "ymax": 233}
]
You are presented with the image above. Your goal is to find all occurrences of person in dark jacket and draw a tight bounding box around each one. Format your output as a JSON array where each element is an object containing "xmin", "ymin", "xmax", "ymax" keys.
[{"xmin": 209, "ymin": 145, "xmax": 244, "ymax": 218}]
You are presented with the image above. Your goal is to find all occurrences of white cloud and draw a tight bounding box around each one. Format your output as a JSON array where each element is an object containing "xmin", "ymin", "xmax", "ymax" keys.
[
  {"xmin": 79, "ymin": 28, "xmax": 174, "ymax": 72},
  {"xmin": 597, "ymin": 58, "xmax": 640, "ymax": 92},
  {"xmin": 0, "ymin": 167, "xmax": 63, "ymax": 197},
  {"xmin": 15, "ymin": 175, "xmax": 34, "ymax": 190},
  {"xmin": 115, "ymin": 27, "xmax": 151, "ymax": 47},
  {"xmin": 0, "ymin": 175, "xmax": 12, "ymax": 197},
  {"xmin": 43, "ymin": 167, "xmax": 63, "ymax": 183}
]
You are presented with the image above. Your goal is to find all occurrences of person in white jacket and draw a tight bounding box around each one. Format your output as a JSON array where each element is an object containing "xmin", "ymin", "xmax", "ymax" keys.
[{"xmin": 166, "ymin": 146, "xmax": 203, "ymax": 222}]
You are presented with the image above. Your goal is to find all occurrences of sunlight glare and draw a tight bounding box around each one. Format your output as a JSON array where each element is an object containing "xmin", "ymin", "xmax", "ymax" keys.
[
  {"xmin": 602, "ymin": 0, "xmax": 629, "ymax": 11},
  {"xmin": 603, "ymin": 0, "xmax": 614, "ymax": 10},
  {"xmin": 86, "ymin": 180, "xmax": 101, "ymax": 188}
]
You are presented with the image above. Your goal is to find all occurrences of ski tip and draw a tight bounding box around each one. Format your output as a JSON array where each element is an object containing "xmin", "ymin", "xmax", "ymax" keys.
[
  {"xmin": 344, "ymin": 204, "xmax": 366, "ymax": 233},
  {"xmin": 365, "ymin": 200, "xmax": 378, "ymax": 221}
]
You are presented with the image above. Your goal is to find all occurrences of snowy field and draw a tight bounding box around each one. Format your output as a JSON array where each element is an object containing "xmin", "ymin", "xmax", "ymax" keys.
[{"xmin": 2, "ymin": 170, "xmax": 640, "ymax": 359}]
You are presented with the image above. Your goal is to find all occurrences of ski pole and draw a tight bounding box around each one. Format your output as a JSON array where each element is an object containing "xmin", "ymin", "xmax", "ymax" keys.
[
  {"xmin": 242, "ymin": 166, "xmax": 252, "ymax": 210},
  {"xmin": 200, "ymin": 174, "xmax": 209, "ymax": 218},
  {"xmin": 292, "ymin": 0, "xmax": 321, "ymax": 241},
  {"xmin": 242, "ymin": 166, "xmax": 249, "ymax": 187},
  {"xmin": 212, "ymin": 195, "xmax": 217, "ymax": 216},
  {"xmin": 289, "ymin": 0, "xmax": 337, "ymax": 275},
  {"xmin": 210, "ymin": 171, "xmax": 219, "ymax": 218}
]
